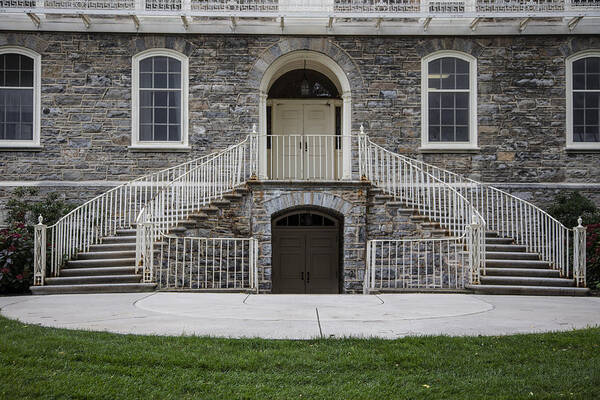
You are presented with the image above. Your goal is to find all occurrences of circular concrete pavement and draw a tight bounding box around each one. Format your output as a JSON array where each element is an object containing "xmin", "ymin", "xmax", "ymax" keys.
[{"xmin": 1, "ymin": 293, "xmax": 599, "ymax": 339}]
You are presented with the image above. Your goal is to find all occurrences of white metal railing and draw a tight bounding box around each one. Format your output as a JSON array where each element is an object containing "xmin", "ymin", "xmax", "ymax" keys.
[
  {"xmin": 358, "ymin": 128, "xmax": 575, "ymax": 281},
  {"xmin": 136, "ymin": 135, "xmax": 257, "ymax": 282},
  {"xmin": 156, "ymin": 235, "xmax": 258, "ymax": 290},
  {"xmin": 358, "ymin": 132, "xmax": 485, "ymax": 286},
  {"xmin": 267, "ymin": 134, "xmax": 344, "ymax": 181},
  {"xmin": 2, "ymin": 0, "xmax": 598, "ymax": 12},
  {"xmin": 32, "ymin": 152, "xmax": 220, "ymax": 285},
  {"xmin": 366, "ymin": 236, "xmax": 467, "ymax": 290}
]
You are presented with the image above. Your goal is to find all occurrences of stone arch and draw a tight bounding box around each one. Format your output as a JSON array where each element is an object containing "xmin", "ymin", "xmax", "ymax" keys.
[
  {"xmin": 264, "ymin": 192, "xmax": 354, "ymax": 216},
  {"xmin": 128, "ymin": 36, "xmax": 196, "ymax": 57},
  {"xmin": 415, "ymin": 38, "xmax": 484, "ymax": 59},
  {"xmin": 0, "ymin": 34, "xmax": 48, "ymax": 54}
]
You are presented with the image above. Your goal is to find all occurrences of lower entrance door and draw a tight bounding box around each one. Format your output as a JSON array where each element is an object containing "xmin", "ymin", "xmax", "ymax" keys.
[{"xmin": 272, "ymin": 211, "xmax": 340, "ymax": 294}]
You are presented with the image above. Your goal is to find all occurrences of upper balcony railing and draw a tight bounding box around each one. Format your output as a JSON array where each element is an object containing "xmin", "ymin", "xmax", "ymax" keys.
[{"xmin": 1, "ymin": 0, "xmax": 598, "ymax": 14}]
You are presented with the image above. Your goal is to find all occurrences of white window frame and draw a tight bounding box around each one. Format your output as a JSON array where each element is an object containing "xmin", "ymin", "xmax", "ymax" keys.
[
  {"xmin": 566, "ymin": 50, "xmax": 600, "ymax": 151},
  {"xmin": 131, "ymin": 48, "xmax": 189, "ymax": 151},
  {"xmin": 0, "ymin": 46, "xmax": 41, "ymax": 149},
  {"xmin": 420, "ymin": 50, "xmax": 478, "ymax": 151}
]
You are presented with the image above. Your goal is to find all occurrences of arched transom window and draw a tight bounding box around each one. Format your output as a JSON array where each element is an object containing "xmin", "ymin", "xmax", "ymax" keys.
[
  {"xmin": 421, "ymin": 51, "xmax": 477, "ymax": 150},
  {"xmin": 132, "ymin": 49, "xmax": 188, "ymax": 150},
  {"xmin": 567, "ymin": 52, "xmax": 600, "ymax": 149},
  {"xmin": 0, "ymin": 47, "xmax": 40, "ymax": 148}
]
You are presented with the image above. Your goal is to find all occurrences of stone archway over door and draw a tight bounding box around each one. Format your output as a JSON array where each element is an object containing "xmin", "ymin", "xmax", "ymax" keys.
[{"xmin": 272, "ymin": 210, "xmax": 340, "ymax": 294}]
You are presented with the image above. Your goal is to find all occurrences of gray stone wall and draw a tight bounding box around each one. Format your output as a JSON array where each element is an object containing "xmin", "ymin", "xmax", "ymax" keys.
[{"xmin": 0, "ymin": 32, "xmax": 599, "ymax": 219}]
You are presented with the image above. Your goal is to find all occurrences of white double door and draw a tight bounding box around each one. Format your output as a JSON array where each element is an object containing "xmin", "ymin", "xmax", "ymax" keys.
[{"xmin": 269, "ymin": 100, "xmax": 340, "ymax": 180}]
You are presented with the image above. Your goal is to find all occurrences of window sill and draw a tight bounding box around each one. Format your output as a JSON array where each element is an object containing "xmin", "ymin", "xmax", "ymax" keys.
[
  {"xmin": 418, "ymin": 147, "xmax": 480, "ymax": 154},
  {"xmin": 565, "ymin": 146, "xmax": 600, "ymax": 153},
  {"xmin": 128, "ymin": 145, "xmax": 191, "ymax": 153},
  {"xmin": 0, "ymin": 145, "xmax": 43, "ymax": 152}
]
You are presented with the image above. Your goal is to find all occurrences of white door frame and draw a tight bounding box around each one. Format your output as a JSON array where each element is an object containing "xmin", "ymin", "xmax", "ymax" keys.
[{"xmin": 258, "ymin": 50, "xmax": 352, "ymax": 180}]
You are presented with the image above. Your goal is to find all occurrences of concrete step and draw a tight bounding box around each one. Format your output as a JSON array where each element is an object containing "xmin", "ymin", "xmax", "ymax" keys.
[
  {"xmin": 198, "ymin": 206, "xmax": 220, "ymax": 214},
  {"xmin": 65, "ymin": 258, "xmax": 136, "ymax": 268},
  {"xmin": 77, "ymin": 250, "xmax": 136, "ymax": 260},
  {"xmin": 486, "ymin": 251, "xmax": 539, "ymax": 260},
  {"xmin": 485, "ymin": 259, "xmax": 551, "ymax": 269},
  {"xmin": 30, "ymin": 283, "xmax": 156, "ymax": 295},
  {"xmin": 211, "ymin": 199, "xmax": 231, "ymax": 207},
  {"xmin": 483, "ymin": 267, "xmax": 561, "ymax": 278},
  {"xmin": 116, "ymin": 229, "xmax": 137, "ymax": 236},
  {"xmin": 89, "ymin": 243, "xmax": 136, "ymax": 252},
  {"xmin": 61, "ymin": 266, "xmax": 137, "ymax": 277},
  {"xmin": 480, "ymin": 276, "xmax": 575, "ymax": 287},
  {"xmin": 223, "ymin": 193, "xmax": 243, "ymax": 200},
  {"xmin": 485, "ymin": 244, "xmax": 527, "ymax": 252},
  {"xmin": 102, "ymin": 235, "xmax": 136, "ymax": 244},
  {"xmin": 485, "ymin": 237, "xmax": 514, "ymax": 245},
  {"xmin": 234, "ymin": 187, "xmax": 250, "ymax": 195},
  {"xmin": 45, "ymin": 275, "xmax": 141, "ymax": 285},
  {"xmin": 485, "ymin": 232, "xmax": 499, "ymax": 238},
  {"xmin": 466, "ymin": 284, "xmax": 589, "ymax": 296}
]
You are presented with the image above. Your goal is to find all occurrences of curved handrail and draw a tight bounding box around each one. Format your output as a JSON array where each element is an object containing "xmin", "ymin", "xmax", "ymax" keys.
[
  {"xmin": 135, "ymin": 135, "xmax": 256, "ymax": 281},
  {"xmin": 359, "ymin": 132, "xmax": 570, "ymax": 278},
  {"xmin": 45, "ymin": 151, "xmax": 233, "ymax": 278}
]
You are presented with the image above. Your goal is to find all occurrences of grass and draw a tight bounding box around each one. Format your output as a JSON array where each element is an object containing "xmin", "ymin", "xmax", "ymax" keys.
[{"xmin": 0, "ymin": 316, "xmax": 598, "ymax": 399}]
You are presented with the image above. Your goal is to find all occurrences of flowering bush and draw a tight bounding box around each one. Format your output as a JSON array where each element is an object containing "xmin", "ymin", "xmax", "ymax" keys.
[
  {"xmin": 586, "ymin": 223, "xmax": 600, "ymax": 290},
  {"xmin": 0, "ymin": 223, "xmax": 33, "ymax": 294}
]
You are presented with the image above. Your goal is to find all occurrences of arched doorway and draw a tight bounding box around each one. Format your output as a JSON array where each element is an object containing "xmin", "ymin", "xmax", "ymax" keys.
[
  {"xmin": 272, "ymin": 209, "xmax": 341, "ymax": 294},
  {"xmin": 258, "ymin": 50, "xmax": 352, "ymax": 181}
]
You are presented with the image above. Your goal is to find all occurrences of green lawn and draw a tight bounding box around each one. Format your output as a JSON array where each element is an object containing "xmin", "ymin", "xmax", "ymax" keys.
[{"xmin": 0, "ymin": 316, "xmax": 598, "ymax": 399}]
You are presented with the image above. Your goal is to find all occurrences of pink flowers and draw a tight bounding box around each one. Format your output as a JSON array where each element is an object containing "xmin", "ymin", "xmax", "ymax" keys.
[
  {"xmin": 16, "ymin": 274, "xmax": 23, "ymax": 280},
  {"xmin": 0, "ymin": 268, "xmax": 9, "ymax": 274}
]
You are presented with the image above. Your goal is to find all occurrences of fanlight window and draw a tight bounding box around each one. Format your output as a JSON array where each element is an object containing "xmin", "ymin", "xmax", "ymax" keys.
[
  {"xmin": 0, "ymin": 53, "xmax": 34, "ymax": 141},
  {"xmin": 268, "ymin": 69, "xmax": 340, "ymax": 99},
  {"xmin": 275, "ymin": 212, "xmax": 337, "ymax": 227}
]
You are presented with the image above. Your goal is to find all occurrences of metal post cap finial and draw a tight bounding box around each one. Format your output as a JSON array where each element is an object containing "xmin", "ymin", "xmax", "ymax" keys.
[
  {"xmin": 38, "ymin": 215, "xmax": 43, "ymax": 224},
  {"xmin": 577, "ymin": 216, "xmax": 583, "ymax": 227},
  {"xmin": 252, "ymin": 123, "xmax": 256, "ymax": 134},
  {"xmin": 360, "ymin": 124, "xmax": 364, "ymax": 134}
]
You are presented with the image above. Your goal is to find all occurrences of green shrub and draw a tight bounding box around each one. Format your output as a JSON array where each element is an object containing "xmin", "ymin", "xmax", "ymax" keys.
[
  {"xmin": 1, "ymin": 188, "xmax": 75, "ymax": 294},
  {"xmin": 0, "ymin": 223, "xmax": 33, "ymax": 294},
  {"xmin": 547, "ymin": 191, "xmax": 600, "ymax": 229},
  {"xmin": 586, "ymin": 223, "xmax": 600, "ymax": 290}
]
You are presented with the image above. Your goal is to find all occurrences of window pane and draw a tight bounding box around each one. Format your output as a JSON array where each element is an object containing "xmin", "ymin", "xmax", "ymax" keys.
[
  {"xmin": 154, "ymin": 56, "xmax": 168, "ymax": 72},
  {"xmin": 140, "ymin": 108, "xmax": 152, "ymax": 124},
  {"xmin": 456, "ymin": 59, "xmax": 469, "ymax": 74},
  {"xmin": 168, "ymin": 58, "xmax": 181, "ymax": 73},
  {"xmin": 585, "ymin": 126, "xmax": 599, "ymax": 142},
  {"xmin": 588, "ymin": 74, "xmax": 600, "ymax": 91},
  {"xmin": 573, "ymin": 125, "xmax": 585, "ymax": 142},
  {"xmin": 168, "ymin": 91, "xmax": 180, "ymax": 108},
  {"xmin": 456, "ymin": 109, "xmax": 468, "ymax": 125},
  {"xmin": 5, "ymin": 70, "xmax": 19, "ymax": 87},
  {"xmin": 573, "ymin": 74, "xmax": 585, "ymax": 90},
  {"xmin": 153, "ymin": 73, "xmax": 168, "ymax": 89},
  {"xmin": 441, "ymin": 126, "xmax": 454, "ymax": 141},
  {"xmin": 455, "ymin": 126, "xmax": 469, "ymax": 142},
  {"xmin": 586, "ymin": 109, "xmax": 599, "ymax": 125},
  {"xmin": 154, "ymin": 125, "xmax": 168, "ymax": 141},
  {"xmin": 429, "ymin": 58, "xmax": 441, "ymax": 74},
  {"xmin": 429, "ymin": 92, "xmax": 440, "ymax": 108},
  {"xmin": 441, "ymin": 109, "xmax": 454, "ymax": 125},
  {"xmin": 20, "ymin": 69, "xmax": 33, "ymax": 87},
  {"xmin": 154, "ymin": 108, "xmax": 167, "ymax": 124},
  {"xmin": 455, "ymin": 93, "xmax": 468, "ymax": 108},
  {"xmin": 168, "ymin": 73, "xmax": 181, "ymax": 89},
  {"xmin": 140, "ymin": 58, "xmax": 152, "ymax": 73},
  {"xmin": 573, "ymin": 59, "xmax": 585, "ymax": 74},
  {"xmin": 168, "ymin": 125, "xmax": 180, "ymax": 141},
  {"xmin": 441, "ymin": 57, "xmax": 455, "ymax": 74},
  {"xmin": 441, "ymin": 93, "xmax": 454, "ymax": 108},
  {"xmin": 140, "ymin": 73, "xmax": 153, "ymax": 88},
  {"xmin": 154, "ymin": 91, "xmax": 167, "ymax": 107},
  {"xmin": 168, "ymin": 108, "xmax": 179, "ymax": 124},
  {"xmin": 574, "ymin": 109, "xmax": 585, "ymax": 125},
  {"xmin": 20, "ymin": 56, "xmax": 33, "ymax": 71},
  {"xmin": 573, "ymin": 92, "xmax": 585, "ymax": 108},
  {"xmin": 19, "ymin": 123, "xmax": 32, "ymax": 140},
  {"xmin": 140, "ymin": 90, "xmax": 152, "ymax": 107},
  {"xmin": 429, "ymin": 126, "xmax": 440, "ymax": 141},
  {"xmin": 428, "ymin": 78, "xmax": 440, "ymax": 90},
  {"xmin": 139, "ymin": 124, "xmax": 153, "ymax": 141},
  {"xmin": 586, "ymin": 92, "xmax": 599, "ymax": 108},
  {"xmin": 441, "ymin": 74, "xmax": 455, "ymax": 90},
  {"xmin": 587, "ymin": 57, "xmax": 599, "ymax": 74},
  {"xmin": 455, "ymin": 74, "xmax": 468, "ymax": 90},
  {"xmin": 429, "ymin": 109, "xmax": 440, "ymax": 125},
  {"xmin": 5, "ymin": 123, "xmax": 17, "ymax": 140}
]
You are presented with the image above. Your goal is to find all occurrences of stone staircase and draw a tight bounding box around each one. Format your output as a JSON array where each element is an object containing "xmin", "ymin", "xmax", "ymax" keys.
[
  {"xmin": 31, "ymin": 187, "xmax": 251, "ymax": 295},
  {"xmin": 466, "ymin": 232, "xmax": 589, "ymax": 296}
]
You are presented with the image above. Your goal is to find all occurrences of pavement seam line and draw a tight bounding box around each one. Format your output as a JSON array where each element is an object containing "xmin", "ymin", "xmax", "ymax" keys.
[{"xmin": 315, "ymin": 307, "xmax": 324, "ymax": 339}]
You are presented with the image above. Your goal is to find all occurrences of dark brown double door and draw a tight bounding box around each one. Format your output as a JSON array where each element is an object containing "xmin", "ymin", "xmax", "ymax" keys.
[{"xmin": 272, "ymin": 212, "xmax": 340, "ymax": 294}]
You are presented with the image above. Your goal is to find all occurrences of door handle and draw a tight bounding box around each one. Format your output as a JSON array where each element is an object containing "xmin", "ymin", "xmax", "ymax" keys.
[
  {"xmin": 301, "ymin": 271, "xmax": 304, "ymax": 281},
  {"xmin": 306, "ymin": 272, "xmax": 310, "ymax": 283},
  {"xmin": 299, "ymin": 140, "xmax": 302, "ymax": 150},
  {"xmin": 305, "ymin": 142, "xmax": 308, "ymax": 152}
]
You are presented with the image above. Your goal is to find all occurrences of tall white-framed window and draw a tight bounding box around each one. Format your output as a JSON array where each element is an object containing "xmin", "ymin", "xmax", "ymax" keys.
[
  {"xmin": 131, "ymin": 49, "xmax": 189, "ymax": 150},
  {"xmin": 0, "ymin": 47, "xmax": 41, "ymax": 149},
  {"xmin": 421, "ymin": 51, "xmax": 478, "ymax": 151},
  {"xmin": 566, "ymin": 51, "xmax": 600, "ymax": 150}
]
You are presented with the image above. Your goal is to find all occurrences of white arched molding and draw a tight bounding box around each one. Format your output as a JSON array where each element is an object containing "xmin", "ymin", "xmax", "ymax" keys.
[
  {"xmin": 420, "ymin": 50, "xmax": 478, "ymax": 151},
  {"xmin": 130, "ymin": 48, "xmax": 189, "ymax": 151},
  {"xmin": 0, "ymin": 46, "xmax": 41, "ymax": 149},
  {"xmin": 566, "ymin": 50, "xmax": 600, "ymax": 151},
  {"xmin": 258, "ymin": 50, "xmax": 352, "ymax": 180}
]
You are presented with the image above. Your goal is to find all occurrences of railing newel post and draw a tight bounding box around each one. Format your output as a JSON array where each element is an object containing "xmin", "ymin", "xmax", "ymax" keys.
[
  {"xmin": 33, "ymin": 215, "xmax": 47, "ymax": 286},
  {"xmin": 573, "ymin": 217, "xmax": 587, "ymax": 288}
]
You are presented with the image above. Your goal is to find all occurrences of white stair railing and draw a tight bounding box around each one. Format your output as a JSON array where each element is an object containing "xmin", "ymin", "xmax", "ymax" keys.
[
  {"xmin": 135, "ymin": 135, "xmax": 257, "ymax": 282},
  {"xmin": 32, "ymin": 151, "xmax": 223, "ymax": 285},
  {"xmin": 359, "ymin": 128, "xmax": 573, "ymax": 281},
  {"xmin": 358, "ymin": 132, "xmax": 486, "ymax": 287}
]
